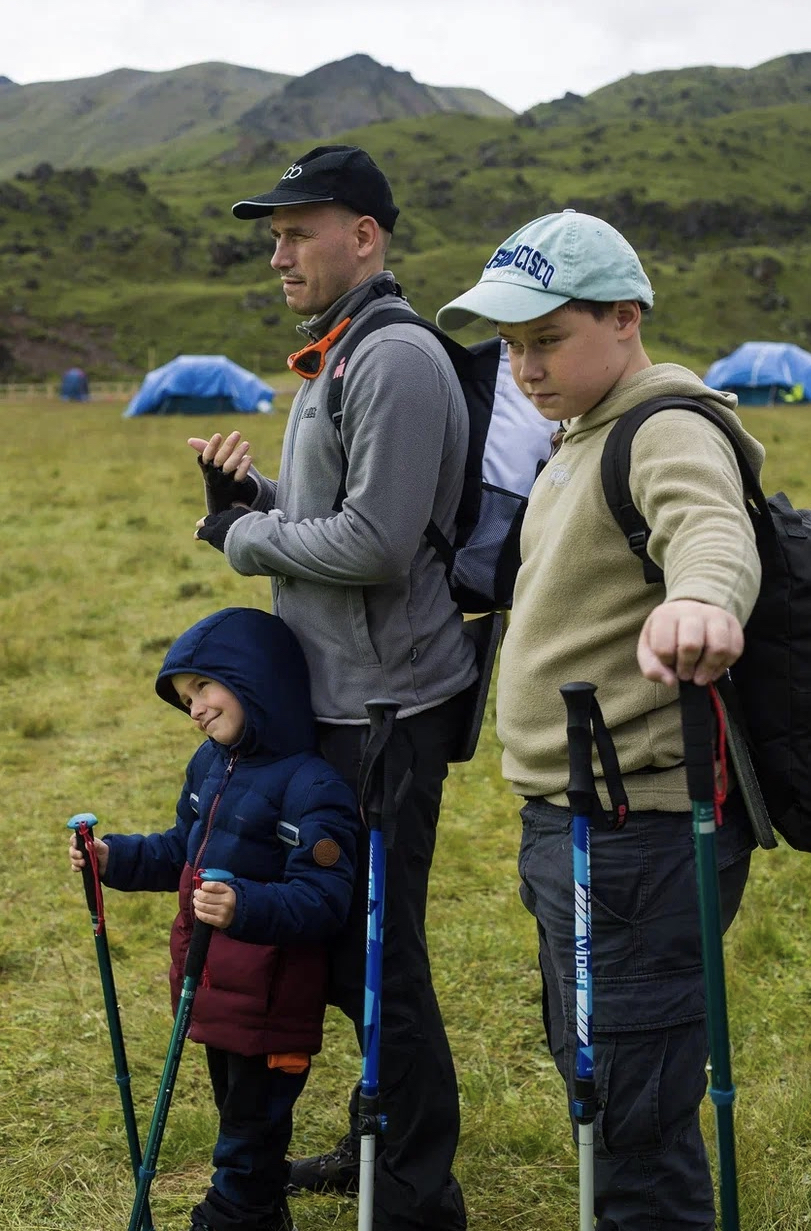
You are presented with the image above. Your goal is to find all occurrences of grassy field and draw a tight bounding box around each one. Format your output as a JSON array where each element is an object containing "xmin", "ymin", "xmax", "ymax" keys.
[{"xmin": 1, "ymin": 396, "xmax": 811, "ymax": 1230}]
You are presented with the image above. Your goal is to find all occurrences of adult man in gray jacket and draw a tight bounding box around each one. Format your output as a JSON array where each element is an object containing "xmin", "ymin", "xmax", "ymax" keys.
[{"xmin": 190, "ymin": 145, "xmax": 475, "ymax": 1231}]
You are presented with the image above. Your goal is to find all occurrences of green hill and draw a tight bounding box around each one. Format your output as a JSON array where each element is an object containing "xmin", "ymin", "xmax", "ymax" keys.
[
  {"xmin": 0, "ymin": 62, "xmax": 291, "ymax": 181},
  {"xmin": 525, "ymin": 52, "xmax": 811, "ymax": 127},
  {"xmin": 0, "ymin": 55, "xmax": 809, "ymax": 382},
  {"xmin": 0, "ymin": 56, "xmax": 512, "ymax": 181}
]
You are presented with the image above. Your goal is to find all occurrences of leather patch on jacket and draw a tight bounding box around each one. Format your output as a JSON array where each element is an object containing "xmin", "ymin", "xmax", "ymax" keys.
[{"xmin": 313, "ymin": 838, "xmax": 341, "ymax": 867}]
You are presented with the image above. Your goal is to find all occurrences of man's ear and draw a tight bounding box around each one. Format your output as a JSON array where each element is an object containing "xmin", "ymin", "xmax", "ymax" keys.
[
  {"xmin": 615, "ymin": 300, "xmax": 643, "ymax": 334},
  {"xmin": 355, "ymin": 215, "xmax": 380, "ymax": 257}
]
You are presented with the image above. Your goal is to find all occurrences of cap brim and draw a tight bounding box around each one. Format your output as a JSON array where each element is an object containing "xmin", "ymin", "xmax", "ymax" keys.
[
  {"xmin": 232, "ymin": 190, "xmax": 336, "ymax": 220},
  {"xmin": 436, "ymin": 281, "xmax": 570, "ymax": 332}
]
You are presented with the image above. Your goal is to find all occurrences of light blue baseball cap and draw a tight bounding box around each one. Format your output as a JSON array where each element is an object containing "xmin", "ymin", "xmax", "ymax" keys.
[{"xmin": 436, "ymin": 209, "xmax": 654, "ymax": 331}]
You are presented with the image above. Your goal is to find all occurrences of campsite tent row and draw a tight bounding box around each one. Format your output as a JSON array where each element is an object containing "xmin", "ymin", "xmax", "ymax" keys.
[
  {"xmin": 124, "ymin": 355, "xmax": 275, "ymax": 417},
  {"xmin": 104, "ymin": 342, "xmax": 811, "ymax": 416}
]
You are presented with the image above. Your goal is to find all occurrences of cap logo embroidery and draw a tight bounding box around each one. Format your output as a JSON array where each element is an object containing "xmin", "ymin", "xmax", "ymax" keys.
[
  {"xmin": 313, "ymin": 838, "xmax": 341, "ymax": 867},
  {"xmin": 281, "ymin": 163, "xmax": 303, "ymax": 180},
  {"xmin": 485, "ymin": 245, "xmax": 556, "ymax": 287}
]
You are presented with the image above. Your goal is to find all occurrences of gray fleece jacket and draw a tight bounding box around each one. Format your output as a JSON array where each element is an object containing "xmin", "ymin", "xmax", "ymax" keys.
[{"xmin": 223, "ymin": 272, "xmax": 477, "ymax": 722}]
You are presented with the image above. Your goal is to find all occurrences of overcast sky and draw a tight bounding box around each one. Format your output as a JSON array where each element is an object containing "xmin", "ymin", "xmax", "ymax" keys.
[{"xmin": 3, "ymin": 0, "xmax": 811, "ymax": 113}]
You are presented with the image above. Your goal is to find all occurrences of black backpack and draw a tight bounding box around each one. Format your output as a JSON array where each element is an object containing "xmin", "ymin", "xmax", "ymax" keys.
[
  {"xmin": 601, "ymin": 394, "xmax": 811, "ymax": 852},
  {"xmin": 326, "ymin": 307, "xmax": 554, "ymax": 614}
]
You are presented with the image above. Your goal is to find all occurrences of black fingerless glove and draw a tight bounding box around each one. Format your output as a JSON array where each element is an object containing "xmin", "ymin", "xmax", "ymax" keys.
[
  {"xmin": 197, "ymin": 507, "xmax": 252, "ymax": 552},
  {"xmin": 198, "ymin": 457, "xmax": 258, "ymax": 514}
]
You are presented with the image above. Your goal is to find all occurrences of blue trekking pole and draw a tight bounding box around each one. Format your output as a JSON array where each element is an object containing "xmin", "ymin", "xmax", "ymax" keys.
[
  {"xmin": 356, "ymin": 698, "xmax": 403, "ymax": 1231},
  {"xmin": 560, "ymin": 683, "xmax": 599, "ymax": 1231},
  {"xmin": 127, "ymin": 868, "xmax": 234, "ymax": 1231},
  {"xmin": 67, "ymin": 813, "xmax": 155, "ymax": 1231},
  {"xmin": 680, "ymin": 681, "xmax": 740, "ymax": 1230}
]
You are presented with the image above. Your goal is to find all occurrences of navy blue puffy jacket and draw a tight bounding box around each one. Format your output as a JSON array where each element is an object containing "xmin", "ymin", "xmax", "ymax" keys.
[{"xmin": 102, "ymin": 608, "xmax": 359, "ymax": 1056}]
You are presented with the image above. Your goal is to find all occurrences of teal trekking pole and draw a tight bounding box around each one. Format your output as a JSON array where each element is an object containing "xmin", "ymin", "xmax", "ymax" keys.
[
  {"xmin": 127, "ymin": 867, "xmax": 234, "ymax": 1231},
  {"xmin": 67, "ymin": 812, "xmax": 154, "ymax": 1231},
  {"xmin": 679, "ymin": 681, "xmax": 740, "ymax": 1231}
]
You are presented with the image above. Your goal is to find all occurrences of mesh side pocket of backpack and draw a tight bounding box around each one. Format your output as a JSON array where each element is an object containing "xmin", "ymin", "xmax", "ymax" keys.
[{"xmin": 449, "ymin": 484, "xmax": 527, "ymax": 612}]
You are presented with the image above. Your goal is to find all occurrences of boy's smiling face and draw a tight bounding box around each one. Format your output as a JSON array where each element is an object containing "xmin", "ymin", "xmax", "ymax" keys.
[
  {"xmin": 171, "ymin": 673, "xmax": 245, "ymax": 747},
  {"xmin": 498, "ymin": 300, "xmax": 646, "ymax": 421}
]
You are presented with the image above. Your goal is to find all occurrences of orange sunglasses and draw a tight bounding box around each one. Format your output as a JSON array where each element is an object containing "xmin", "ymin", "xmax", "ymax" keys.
[{"xmin": 287, "ymin": 317, "xmax": 351, "ymax": 379}]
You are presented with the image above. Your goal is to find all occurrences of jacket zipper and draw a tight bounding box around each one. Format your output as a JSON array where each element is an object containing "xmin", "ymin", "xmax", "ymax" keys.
[{"xmin": 192, "ymin": 753, "xmax": 237, "ymax": 883}]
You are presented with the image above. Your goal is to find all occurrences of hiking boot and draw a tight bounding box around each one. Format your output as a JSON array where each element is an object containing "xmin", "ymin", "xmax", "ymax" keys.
[
  {"xmin": 189, "ymin": 1193, "xmax": 298, "ymax": 1231},
  {"xmin": 286, "ymin": 1130, "xmax": 361, "ymax": 1196}
]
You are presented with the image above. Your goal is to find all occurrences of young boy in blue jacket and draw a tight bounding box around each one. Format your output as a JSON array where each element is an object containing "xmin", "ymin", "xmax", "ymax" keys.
[{"xmin": 68, "ymin": 606, "xmax": 359, "ymax": 1231}]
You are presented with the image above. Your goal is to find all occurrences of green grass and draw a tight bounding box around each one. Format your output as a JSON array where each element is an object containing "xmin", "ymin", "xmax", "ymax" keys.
[{"xmin": 1, "ymin": 398, "xmax": 811, "ymax": 1228}]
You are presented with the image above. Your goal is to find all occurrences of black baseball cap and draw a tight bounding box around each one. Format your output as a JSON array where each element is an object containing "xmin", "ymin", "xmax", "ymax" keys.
[{"xmin": 232, "ymin": 144, "xmax": 399, "ymax": 232}]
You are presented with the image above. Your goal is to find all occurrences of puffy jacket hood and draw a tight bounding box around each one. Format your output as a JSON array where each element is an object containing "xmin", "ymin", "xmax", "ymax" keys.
[{"xmin": 155, "ymin": 607, "xmax": 317, "ymax": 757}]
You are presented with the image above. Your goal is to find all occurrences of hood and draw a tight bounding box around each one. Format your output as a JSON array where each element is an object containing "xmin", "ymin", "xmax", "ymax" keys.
[
  {"xmin": 155, "ymin": 607, "xmax": 317, "ymax": 758},
  {"xmin": 565, "ymin": 362, "xmax": 765, "ymax": 477}
]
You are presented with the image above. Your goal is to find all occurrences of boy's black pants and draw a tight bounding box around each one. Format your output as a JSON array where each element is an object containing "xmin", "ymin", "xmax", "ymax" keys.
[
  {"xmin": 191, "ymin": 1048, "xmax": 308, "ymax": 1231},
  {"xmin": 317, "ymin": 692, "xmax": 468, "ymax": 1231},
  {"xmin": 518, "ymin": 791, "xmax": 754, "ymax": 1231}
]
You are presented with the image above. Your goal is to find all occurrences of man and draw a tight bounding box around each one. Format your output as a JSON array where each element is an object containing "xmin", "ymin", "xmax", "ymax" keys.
[
  {"xmin": 190, "ymin": 145, "xmax": 474, "ymax": 1231},
  {"xmin": 436, "ymin": 210, "xmax": 761, "ymax": 1230}
]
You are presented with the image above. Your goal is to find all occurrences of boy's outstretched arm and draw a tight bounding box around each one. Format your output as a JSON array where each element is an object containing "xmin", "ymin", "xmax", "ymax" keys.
[{"xmin": 637, "ymin": 598, "xmax": 744, "ymax": 688}]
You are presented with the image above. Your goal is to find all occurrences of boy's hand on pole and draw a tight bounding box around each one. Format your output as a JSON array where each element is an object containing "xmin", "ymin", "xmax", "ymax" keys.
[
  {"xmin": 637, "ymin": 600, "xmax": 744, "ymax": 687},
  {"xmin": 69, "ymin": 833, "xmax": 109, "ymax": 876},
  {"xmin": 193, "ymin": 881, "xmax": 236, "ymax": 929}
]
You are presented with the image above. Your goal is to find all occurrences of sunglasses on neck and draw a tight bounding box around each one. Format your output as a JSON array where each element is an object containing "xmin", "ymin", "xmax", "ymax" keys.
[{"xmin": 287, "ymin": 317, "xmax": 351, "ymax": 379}]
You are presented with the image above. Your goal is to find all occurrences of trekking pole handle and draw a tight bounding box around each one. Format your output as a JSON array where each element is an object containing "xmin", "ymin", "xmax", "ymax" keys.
[
  {"xmin": 679, "ymin": 682, "xmax": 715, "ymax": 803},
  {"xmin": 362, "ymin": 698, "xmax": 401, "ymax": 834},
  {"xmin": 185, "ymin": 869, "xmax": 234, "ymax": 982},
  {"xmin": 364, "ymin": 698, "xmax": 401, "ymax": 731},
  {"xmin": 560, "ymin": 682, "xmax": 598, "ymax": 816},
  {"xmin": 67, "ymin": 812, "xmax": 100, "ymax": 914}
]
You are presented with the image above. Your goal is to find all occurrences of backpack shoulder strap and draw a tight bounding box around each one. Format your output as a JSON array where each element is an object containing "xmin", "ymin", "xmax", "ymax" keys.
[
  {"xmin": 325, "ymin": 309, "xmax": 500, "ymax": 560},
  {"xmin": 326, "ymin": 307, "xmax": 450, "ymax": 513},
  {"xmin": 601, "ymin": 395, "xmax": 769, "ymax": 583},
  {"xmin": 326, "ymin": 307, "xmax": 479, "ymax": 422}
]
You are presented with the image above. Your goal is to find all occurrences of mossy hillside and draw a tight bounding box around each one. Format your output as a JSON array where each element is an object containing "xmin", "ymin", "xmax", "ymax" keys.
[
  {"xmin": 525, "ymin": 52, "xmax": 811, "ymax": 127},
  {"xmin": 1, "ymin": 101, "xmax": 810, "ymax": 378}
]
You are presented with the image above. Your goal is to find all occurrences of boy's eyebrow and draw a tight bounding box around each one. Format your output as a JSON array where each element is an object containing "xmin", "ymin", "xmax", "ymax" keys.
[{"xmin": 498, "ymin": 322, "xmax": 564, "ymax": 338}]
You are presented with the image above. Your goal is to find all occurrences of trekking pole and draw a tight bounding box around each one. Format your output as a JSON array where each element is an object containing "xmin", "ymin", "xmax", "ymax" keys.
[
  {"xmin": 67, "ymin": 813, "xmax": 155, "ymax": 1231},
  {"xmin": 127, "ymin": 868, "xmax": 234, "ymax": 1231},
  {"xmin": 560, "ymin": 683, "xmax": 599, "ymax": 1231},
  {"xmin": 679, "ymin": 681, "xmax": 740, "ymax": 1231},
  {"xmin": 356, "ymin": 698, "xmax": 403, "ymax": 1231}
]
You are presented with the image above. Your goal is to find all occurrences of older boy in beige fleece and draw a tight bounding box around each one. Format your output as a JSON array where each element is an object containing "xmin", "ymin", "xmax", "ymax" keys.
[{"xmin": 437, "ymin": 209, "xmax": 763, "ymax": 1231}]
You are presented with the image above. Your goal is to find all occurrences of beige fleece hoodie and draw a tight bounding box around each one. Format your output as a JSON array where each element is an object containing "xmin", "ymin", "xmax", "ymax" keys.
[{"xmin": 497, "ymin": 363, "xmax": 765, "ymax": 809}]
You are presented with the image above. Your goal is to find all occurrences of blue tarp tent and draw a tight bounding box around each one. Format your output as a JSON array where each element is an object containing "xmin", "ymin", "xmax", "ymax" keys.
[
  {"xmin": 704, "ymin": 342, "xmax": 811, "ymax": 405},
  {"xmin": 124, "ymin": 354, "xmax": 275, "ymax": 417},
  {"xmin": 60, "ymin": 367, "xmax": 90, "ymax": 401}
]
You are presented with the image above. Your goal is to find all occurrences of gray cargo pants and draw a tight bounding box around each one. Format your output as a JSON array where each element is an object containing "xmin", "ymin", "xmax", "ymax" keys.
[{"xmin": 518, "ymin": 791, "xmax": 754, "ymax": 1231}]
